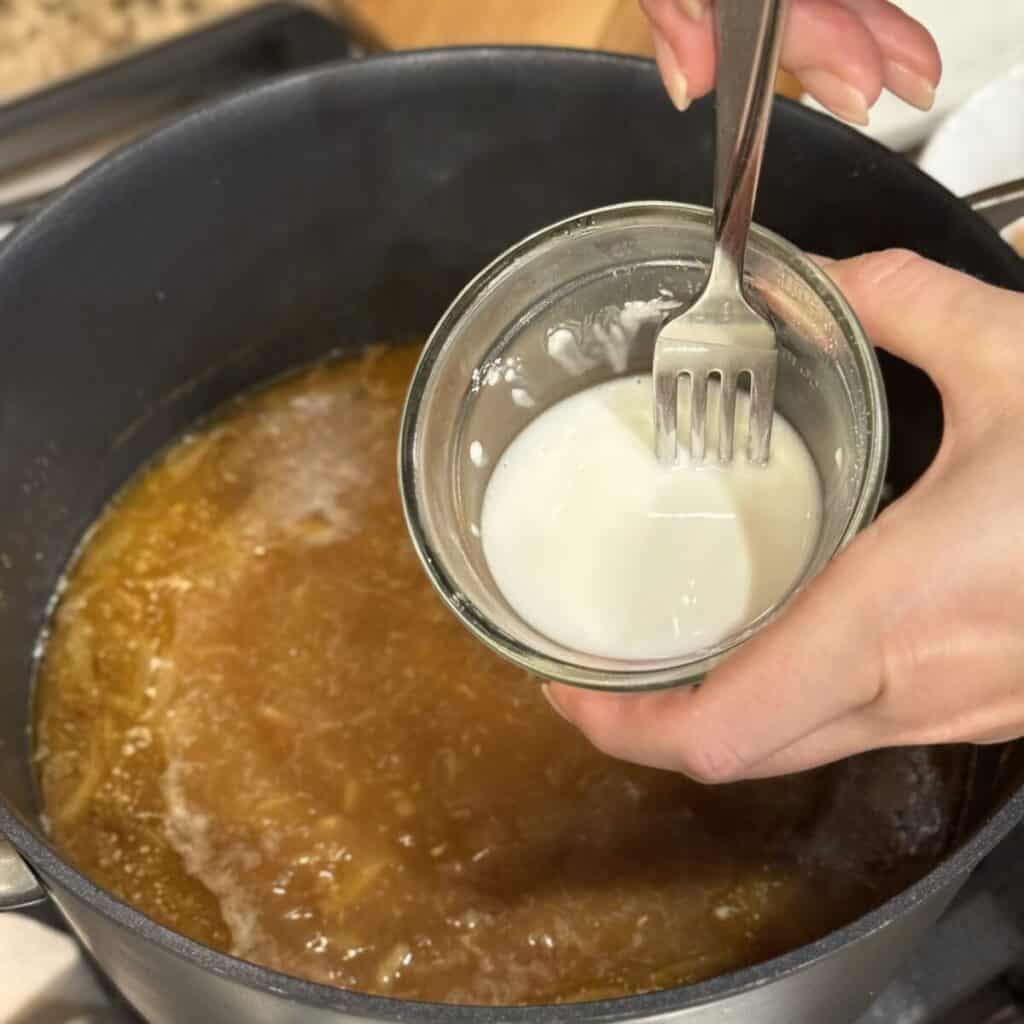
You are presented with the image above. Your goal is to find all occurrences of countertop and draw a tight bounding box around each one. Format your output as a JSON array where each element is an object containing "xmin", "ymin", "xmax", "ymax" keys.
[
  {"xmin": 0, "ymin": 0, "xmax": 803, "ymax": 102},
  {"xmin": 0, "ymin": 0, "xmax": 654, "ymax": 102}
]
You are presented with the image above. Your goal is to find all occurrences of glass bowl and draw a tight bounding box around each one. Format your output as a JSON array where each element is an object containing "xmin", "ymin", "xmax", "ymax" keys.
[{"xmin": 398, "ymin": 202, "xmax": 888, "ymax": 691}]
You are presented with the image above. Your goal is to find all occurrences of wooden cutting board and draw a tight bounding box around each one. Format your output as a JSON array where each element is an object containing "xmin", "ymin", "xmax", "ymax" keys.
[
  {"xmin": 340, "ymin": 0, "xmax": 801, "ymax": 96},
  {"xmin": 342, "ymin": 0, "xmax": 651, "ymax": 53}
]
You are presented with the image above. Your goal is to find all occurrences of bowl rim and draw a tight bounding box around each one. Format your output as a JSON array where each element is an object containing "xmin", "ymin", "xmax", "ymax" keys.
[{"xmin": 398, "ymin": 199, "xmax": 890, "ymax": 691}]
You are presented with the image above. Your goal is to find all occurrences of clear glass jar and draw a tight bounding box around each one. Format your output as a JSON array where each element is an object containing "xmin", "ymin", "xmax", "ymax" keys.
[{"xmin": 399, "ymin": 202, "xmax": 889, "ymax": 691}]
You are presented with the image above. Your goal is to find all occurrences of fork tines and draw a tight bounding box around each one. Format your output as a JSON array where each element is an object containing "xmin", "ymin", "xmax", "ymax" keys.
[{"xmin": 653, "ymin": 343, "xmax": 777, "ymax": 466}]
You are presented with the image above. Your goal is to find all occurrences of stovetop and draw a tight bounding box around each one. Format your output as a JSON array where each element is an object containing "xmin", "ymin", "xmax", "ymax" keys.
[
  {"xmin": 6, "ymin": 6, "xmax": 1024, "ymax": 1023},
  {"xmin": 856, "ymin": 822, "xmax": 1024, "ymax": 1024}
]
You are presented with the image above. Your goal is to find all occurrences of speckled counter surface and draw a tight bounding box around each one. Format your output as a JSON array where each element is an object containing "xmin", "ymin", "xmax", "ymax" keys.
[{"xmin": 0, "ymin": 0, "xmax": 336, "ymax": 102}]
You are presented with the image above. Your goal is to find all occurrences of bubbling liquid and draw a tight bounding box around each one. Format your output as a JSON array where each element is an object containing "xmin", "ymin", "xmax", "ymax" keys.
[{"xmin": 34, "ymin": 345, "xmax": 965, "ymax": 1006}]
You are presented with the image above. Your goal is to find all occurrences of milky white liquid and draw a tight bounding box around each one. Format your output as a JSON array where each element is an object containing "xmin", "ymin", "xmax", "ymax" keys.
[{"xmin": 480, "ymin": 376, "xmax": 823, "ymax": 660}]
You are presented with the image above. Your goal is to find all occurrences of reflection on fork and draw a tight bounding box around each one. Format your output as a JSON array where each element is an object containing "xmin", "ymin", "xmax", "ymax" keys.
[
  {"xmin": 654, "ymin": 365, "xmax": 775, "ymax": 466},
  {"xmin": 652, "ymin": 0, "xmax": 786, "ymax": 467}
]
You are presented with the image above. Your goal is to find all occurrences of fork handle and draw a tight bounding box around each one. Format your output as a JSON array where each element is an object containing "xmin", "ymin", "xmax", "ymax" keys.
[{"xmin": 708, "ymin": 0, "xmax": 789, "ymax": 296}]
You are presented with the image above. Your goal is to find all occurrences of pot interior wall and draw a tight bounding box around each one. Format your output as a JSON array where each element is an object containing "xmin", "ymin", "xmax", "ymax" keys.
[{"xmin": 2, "ymin": 50, "xmax": 1024, "ymax": 838}]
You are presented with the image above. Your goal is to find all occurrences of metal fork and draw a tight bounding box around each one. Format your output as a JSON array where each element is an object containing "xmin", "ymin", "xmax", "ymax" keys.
[{"xmin": 653, "ymin": 0, "xmax": 788, "ymax": 466}]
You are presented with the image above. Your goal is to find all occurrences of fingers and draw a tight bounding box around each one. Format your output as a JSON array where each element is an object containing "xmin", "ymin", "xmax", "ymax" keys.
[
  {"xmin": 545, "ymin": 682, "xmax": 704, "ymax": 772},
  {"xmin": 642, "ymin": 0, "xmax": 883, "ymax": 121},
  {"xmin": 642, "ymin": 0, "xmax": 940, "ymax": 123},
  {"xmin": 547, "ymin": 524, "xmax": 893, "ymax": 783},
  {"xmin": 718, "ymin": 713, "xmax": 882, "ymax": 778},
  {"xmin": 642, "ymin": 0, "xmax": 883, "ymax": 117},
  {"xmin": 784, "ymin": 0, "xmax": 884, "ymax": 122},
  {"xmin": 642, "ymin": 0, "xmax": 717, "ymax": 108},
  {"xmin": 836, "ymin": 0, "xmax": 941, "ymax": 107}
]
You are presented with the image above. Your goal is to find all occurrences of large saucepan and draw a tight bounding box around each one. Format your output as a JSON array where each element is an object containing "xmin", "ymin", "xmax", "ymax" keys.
[{"xmin": 2, "ymin": 48, "xmax": 1023, "ymax": 1024}]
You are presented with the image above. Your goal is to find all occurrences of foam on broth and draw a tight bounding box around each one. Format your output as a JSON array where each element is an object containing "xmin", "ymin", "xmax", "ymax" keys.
[{"xmin": 34, "ymin": 344, "xmax": 968, "ymax": 1004}]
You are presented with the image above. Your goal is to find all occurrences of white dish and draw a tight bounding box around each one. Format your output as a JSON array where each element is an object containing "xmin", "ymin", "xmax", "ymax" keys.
[
  {"xmin": 802, "ymin": 1, "xmax": 1024, "ymax": 152},
  {"xmin": 918, "ymin": 64, "xmax": 1024, "ymax": 195},
  {"xmin": 918, "ymin": 64, "xmax": 1024, "ymax": 253}
]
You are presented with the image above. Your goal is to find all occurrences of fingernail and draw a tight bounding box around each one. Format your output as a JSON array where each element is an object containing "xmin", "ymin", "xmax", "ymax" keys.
[
  {"xmin": 795, "ymin": 69, "xmax": 870, "ymax": 126},
  {"xmin": 542, "ymin": 684, "xmax": 569, "ymax": 722},
  {"xmin": 674, "ymin": 0, "xmax": 705, "ymax": 20},
  {"xmin": 651, "ymin": 29, "xmax": 690, "ymax": 112},
  {"xmin": 884, "ymin": 60, "xmax": 935, "ymax": 112}
]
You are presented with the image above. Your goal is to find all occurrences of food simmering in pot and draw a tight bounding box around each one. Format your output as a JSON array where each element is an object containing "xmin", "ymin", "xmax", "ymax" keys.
[{"xmin": 34, "ymin": 344, "xmax": 968, "ymax": 1005}]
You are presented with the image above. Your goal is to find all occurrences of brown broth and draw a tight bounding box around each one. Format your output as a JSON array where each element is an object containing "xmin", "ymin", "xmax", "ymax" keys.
[{"xmin": 34, "ymin": 344, "xmax": 967, "ymax": 1005}]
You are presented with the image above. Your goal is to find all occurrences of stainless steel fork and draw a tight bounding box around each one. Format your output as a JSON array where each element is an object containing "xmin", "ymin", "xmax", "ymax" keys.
[{"xmin": 653, "ymin": 0, "xmax": 788, "ymax": 466}]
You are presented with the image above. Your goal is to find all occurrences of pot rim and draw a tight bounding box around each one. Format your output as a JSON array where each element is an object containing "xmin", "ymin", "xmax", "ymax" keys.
[
  {"xmin": 6, "ymin": 785, "xmax": 1024, "ymax": 1018},
  {"xmin": 4, "ymin": 43, "xmax": 1024, "ymax": 1019}
]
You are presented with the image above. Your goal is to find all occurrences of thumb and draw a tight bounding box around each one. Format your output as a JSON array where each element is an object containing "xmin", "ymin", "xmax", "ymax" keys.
[{"xmin": 822, "ymin": 249, "xmax": 1023, "ymax": 398}]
